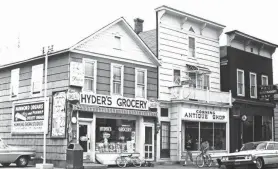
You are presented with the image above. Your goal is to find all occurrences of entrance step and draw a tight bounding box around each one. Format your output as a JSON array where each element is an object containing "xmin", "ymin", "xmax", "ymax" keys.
[{"xmin": 83, "ymin": 162, "xmax": 107, "ymax": 169}]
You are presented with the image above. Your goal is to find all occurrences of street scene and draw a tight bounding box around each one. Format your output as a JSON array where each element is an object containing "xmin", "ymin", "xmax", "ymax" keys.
[{"xmin": 0, "ymin": 1, "xmax": 278, "ymax": 169}]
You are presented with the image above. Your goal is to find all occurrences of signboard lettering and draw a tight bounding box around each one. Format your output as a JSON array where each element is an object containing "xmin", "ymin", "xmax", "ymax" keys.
[
  {"xmin": 182, "ymin": 108, "xmax": 228, "ymax": 122},
  {"xmin": 258, "ymin": 85, "xmax": 278, "ymax": 100},
  {"xmin": 51, "ymin": 91, "xmax": 67, "ymax": 138},
  {"xmin": 12, "ymin": 102, "xmax": 45, "ymax": 133},
  {"xmin": 80, "ymin": 93, "xmax": 149, "ymax": 110},
  {"xmin": 70, "ymin": 62, "xmax": 84, "ymax": 87}
]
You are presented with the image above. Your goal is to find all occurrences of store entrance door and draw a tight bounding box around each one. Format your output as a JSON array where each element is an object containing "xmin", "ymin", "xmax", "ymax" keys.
[
  {"xmin": 144, "ymin": 124, "xmax": 154, "ymax": 161},
  {"xmin": 79, "ymin": 121, "xmax": 91, "ymax": 160}
]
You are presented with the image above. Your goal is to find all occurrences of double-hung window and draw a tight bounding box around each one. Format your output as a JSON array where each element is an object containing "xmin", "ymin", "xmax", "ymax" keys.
[
  {"xmin": 250, "ymin": 72, "xmax": 257, "ymax": 98},
  {"xmin": 135, "ymin": 68, "xmax": 147, "ymax": 98},
  {"xmin": 83, "ymin": 59, "xmax": 97, "ymax": 92},
  {"xmin": 11, "ymin": 68, "xmax": 20, "ymax": 98},
  {"xmin": 237, "ymin": 69, "xmax": 245, "ymax": 96},
  {"xmin": 31, "ymin": 64, "xmax": 43, "ymax": 95},
  {"xmin": 188, "ymin": 37, "xmax": 195, "ymax": 57},
  {"xmin": 261, "ymin": 75, "xmax": 268, "ymax": 86},
  {"xmin": 188, "ymin": 72, "xmax": 209, "ymax": 90},
  {"xmin": 173, "ymin": 69, "xmax": 181, "ymax": 85},
  {"xmin": 111, "ymin": 64, "xmax": 123, "ymax": 95}
]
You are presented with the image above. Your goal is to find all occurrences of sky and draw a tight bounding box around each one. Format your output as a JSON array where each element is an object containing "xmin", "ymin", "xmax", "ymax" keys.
[{"xmin": 0, "ymin": 0, "xmax": 278, "ymax": 82}]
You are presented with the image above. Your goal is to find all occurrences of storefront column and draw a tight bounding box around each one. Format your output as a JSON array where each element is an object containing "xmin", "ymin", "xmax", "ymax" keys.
[
  {"xmin": 136, "ymin": 116, "xmax": 144, "ymax": 158},
  {"xmin": 156, "ymin": 107, "xmax": 161, "ymax": 161},
  {"xmin": 91, "ymin": 115, "xmax": 96, "ymax": 162}
]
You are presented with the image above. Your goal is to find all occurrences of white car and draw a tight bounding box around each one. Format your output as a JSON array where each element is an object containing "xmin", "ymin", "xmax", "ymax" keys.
[{"xmin": 217, "ymin": 141, "xmax": 278, "ymax": 169}]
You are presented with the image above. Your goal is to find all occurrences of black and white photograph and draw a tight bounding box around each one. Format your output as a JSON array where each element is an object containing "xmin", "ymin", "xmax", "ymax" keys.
[{"xmin": 0, "ymin": 0, "xmax": 278, "ymax": 169}]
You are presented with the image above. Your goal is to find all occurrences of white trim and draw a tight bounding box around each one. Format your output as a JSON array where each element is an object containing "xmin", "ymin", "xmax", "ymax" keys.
[
  {"xmin": 82, "ymin": 58, "xmax": 97, "ymax": 93},
  {"xmin": 10, "ymin": 68, "xmax": 20, "ymax": 100},
  {"xmin": 110, "ymin": 63, "xmax": 124, "ymax": 96},
  {"xmin": 72, "ymin": 50, "xmax": 158, "ymax": 68},
  {"xmin": 31, "ymin": 64, "xmax": 44, "ymax": 97},
  {"xmin": 249, "ymin": 72, "xmax": 257, "ymax": 99},
  {"xmin": 135, "ymin": 68, "xmax": 147, "ymax": 99},
  {"xmin": 261, "ymin": 75, "xmax": 269, "ymax": 86},
  {"xmin": 237, "ymin": 69, "xmax": 245, "ymax": 97}
]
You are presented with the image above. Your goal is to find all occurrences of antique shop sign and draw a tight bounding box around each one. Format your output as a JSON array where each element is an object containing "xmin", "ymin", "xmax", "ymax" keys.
[
  {"xmin": 12, "ymin": 101, "xmax": 45, "ymax": 133},
  {"xmin": 182, "ymin": 108, "xmax": 228, "ymax": 122},
  {"xmin": 80, "ymin": 92, "xmax": 149, "ymax": 110},
  {"xmin": 51, "ymin": 91, "xmax": 67, "ymax": 138},
  {"xmin": 70, "ymin": 61, "xmax": 84, "ymax": 87}
]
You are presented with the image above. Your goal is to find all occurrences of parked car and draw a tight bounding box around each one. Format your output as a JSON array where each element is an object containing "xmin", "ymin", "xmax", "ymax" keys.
[
  {"xmin": 0, "ymin": 137, "xmax": 36, "ymax": 167},
  {"xmin": 217, "ymin": 141, "xmax": 278, "ymax": 169}
]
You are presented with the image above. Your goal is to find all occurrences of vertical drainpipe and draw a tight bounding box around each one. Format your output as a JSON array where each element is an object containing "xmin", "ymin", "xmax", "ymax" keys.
[{"xmin": 156, "ymin": 10, "xmax": 160, "ymax": 162}]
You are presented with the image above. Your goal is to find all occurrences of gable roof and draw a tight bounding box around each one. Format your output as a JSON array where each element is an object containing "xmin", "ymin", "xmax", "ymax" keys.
[
  {"xmin": 0, "ymin": 17, "xmax": 160, "ymax": 70},
  {"xmin": 70, "ymin": 17, "xmax": 160, "ymax": 66},
  {"xmin": 139, "ymin": 29, "xmax": 157, "ymax": 56}
]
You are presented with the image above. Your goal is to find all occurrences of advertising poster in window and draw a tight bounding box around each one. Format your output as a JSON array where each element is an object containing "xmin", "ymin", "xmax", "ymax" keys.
[
  {"xmin": 51, "ymin": 91, "xmax": 67, "ymax": 138},
  {"xmin": 12, "ymin": 101, "xmax": 45, "ymax": 133}
]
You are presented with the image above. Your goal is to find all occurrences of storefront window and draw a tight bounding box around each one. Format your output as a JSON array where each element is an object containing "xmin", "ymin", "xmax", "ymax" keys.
[
  {"xmin": 200, "ymin": 122, "xmax": 213, "ymax": 150},
  {"xmin": 262, "ymin": 116, "xmax": 272, "ymax": 141},
  {"xmin": 95, "ymin": 118, "xmax": 136, "ymax": 153},
  {"xmin": 184, "ymin": 121, "xmax": 226, "ymax": 151},
  {"xmin": 214, "ymin": 123, "xmax": 226, "ymax": 150},
  {"xmin": 184, "ymin": 121, "xmax": 199, "ymax": 151}
]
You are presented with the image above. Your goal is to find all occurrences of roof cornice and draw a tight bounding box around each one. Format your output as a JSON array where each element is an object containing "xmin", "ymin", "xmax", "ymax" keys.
[{"xmin": 155, "ymin": 5, "xmax": 226, "ymax": 29}]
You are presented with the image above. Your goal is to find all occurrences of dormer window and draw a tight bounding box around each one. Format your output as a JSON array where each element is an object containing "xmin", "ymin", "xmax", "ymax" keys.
[{"xmin": 114, "ymin": 36, "xmax": 121, "ymax": 50}]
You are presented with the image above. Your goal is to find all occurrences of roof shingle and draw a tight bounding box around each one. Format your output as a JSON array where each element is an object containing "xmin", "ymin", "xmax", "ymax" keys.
[{"xmin": 139, "ymin": 29, "xmax": 157, "ymax": 56}]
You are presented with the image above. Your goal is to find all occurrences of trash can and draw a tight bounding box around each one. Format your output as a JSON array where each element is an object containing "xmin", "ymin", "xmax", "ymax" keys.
[{"xmin": 66, "ymin": 143, "xmax": 84, "ymax": 169}]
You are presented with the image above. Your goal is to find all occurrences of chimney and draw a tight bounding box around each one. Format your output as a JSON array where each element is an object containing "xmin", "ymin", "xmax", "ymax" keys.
[{"xmin": 134, "ymin": 18, "xmax": 144, "ymax": 34}]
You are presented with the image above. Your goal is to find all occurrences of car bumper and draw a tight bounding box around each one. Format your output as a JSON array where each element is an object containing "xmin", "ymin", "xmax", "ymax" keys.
[{"xmin": 220, "ymin": 160, "xmax": 255, "ymax": 166}]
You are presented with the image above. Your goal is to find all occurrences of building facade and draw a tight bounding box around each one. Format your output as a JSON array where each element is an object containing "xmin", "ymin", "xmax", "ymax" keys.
[
  {"xmin": 220, "ymin": 30, "xmax": 278, "ymax": 152},
  {"xmin": 139, "ymin": 6, "xmax": 232, "ymax": 163},
  {"xmin": 0, "ymin": 18, "xmax": 160, "ymax": 167}
]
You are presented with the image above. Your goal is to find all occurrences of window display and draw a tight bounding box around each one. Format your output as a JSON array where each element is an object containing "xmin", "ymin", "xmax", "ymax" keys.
[
  {"xmin": 184, "ymin": 121, "xmax": 226, "ymax": 151},
  {"xmin": 95, "ymin": 118, "xmax": 136, "ymax": 153}
]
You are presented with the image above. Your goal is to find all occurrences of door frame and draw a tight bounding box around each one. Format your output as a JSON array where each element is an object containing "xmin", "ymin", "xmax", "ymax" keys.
[
  {"xmin": 144, "ymin": 123, "xmax": 155, "ymax": 161},
  {"xmin": 79, "ymin": 118, "xmax": 93, "ymax": 160}
]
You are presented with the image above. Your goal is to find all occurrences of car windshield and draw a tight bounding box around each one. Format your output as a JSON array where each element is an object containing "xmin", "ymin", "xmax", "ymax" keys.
[{"xmin": 240, "ymin": 142, "xmax": 266, "ymax": 151}]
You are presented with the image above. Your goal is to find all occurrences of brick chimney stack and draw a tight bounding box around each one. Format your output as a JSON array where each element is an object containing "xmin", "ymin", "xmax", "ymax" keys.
[{"xmin": 134, "ymin": 18, "xmax": 144, "ymax": 34}]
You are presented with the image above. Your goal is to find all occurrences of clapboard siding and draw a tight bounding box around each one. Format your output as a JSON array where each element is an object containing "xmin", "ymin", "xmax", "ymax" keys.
[
  {"xmin": 70, "ymin": 52, "xmax": 158, "ymax": 99},
  {"xmin": 0, "ymin": 52, "xmax": 70, "ymax": 162},
  {"xmin": 158, "ymin": 14, "xmax": 222, "ymax": 99}
]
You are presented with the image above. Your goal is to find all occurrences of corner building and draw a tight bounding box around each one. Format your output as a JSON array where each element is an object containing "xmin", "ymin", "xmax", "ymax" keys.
[
  {"xmin": 0, "ymin": 17, "xmax": 160, "ymax": 167},
  {"xmin": 139, "ymin": 6, "xmax": 232, "ymax": 163}
]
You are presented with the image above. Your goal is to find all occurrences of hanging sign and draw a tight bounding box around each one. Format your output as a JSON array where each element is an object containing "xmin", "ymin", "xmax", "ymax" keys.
[
  {"xmin": 70, "ymin": 61, "xmax": 84, "ymax": 87},
  {"xmin": 80, "ymin": 92, "xmax": 149, "ymax": 110},
  {"xmin": 258, "ymin": 85, "xmax": 278, "ymax": 100},
  {"xmin": 12, "ymin": 101, "xmax": 46, "ymax": 133},
  {"xmin": 51, "ymin": 91, "xmax": 67, "ymax": 138},
  {"xmin": 182, "ymin": 108, "xmax": 228, "ymax": 122}
]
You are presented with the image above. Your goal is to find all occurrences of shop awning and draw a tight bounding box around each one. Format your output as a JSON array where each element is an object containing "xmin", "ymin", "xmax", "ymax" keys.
[
  {"xmin": 186, "ymin": 64, "xmax": 211, "ymax": 74},
  {"xmin": 72, "ymin": 104, "xmax": 157, "ymax": 117}
]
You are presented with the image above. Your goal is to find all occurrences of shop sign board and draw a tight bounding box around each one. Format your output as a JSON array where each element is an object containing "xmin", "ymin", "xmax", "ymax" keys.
[
  {"xmin": 12, "ymin": 100, "xmax": 46, "ymax": 133},
  {"xmin": 182, "ymin": 108, "xmax": 228, "ymax": 122},
  {"xmin": 258, "ymin": 85, "xmax": 278, "ymax": 100},
  {"xmin": 51, "ymin": 91, "xmax": 67, "ymax": 138},
  {"xmin": 80, "ymin": 92, "xmax": 149, "ymax": 110},
  {"xmin": 70, "ymin": 61, "xmax": 84, "ymax": 87}
]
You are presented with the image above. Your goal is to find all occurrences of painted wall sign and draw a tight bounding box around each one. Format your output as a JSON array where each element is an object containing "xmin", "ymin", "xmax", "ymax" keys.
[
  {"xmin": 70, "ymin": 61, "xmax": 84, "ymax": 87},
  {"xmin": 182, "ymin": 108, "xmax": 228, "ymax": 122},
  {"xmin": 80, "ymin": 93, "xmax": 149, "ymax": 110},
  {"xmin": 51, "ymin": 91, "xmax": 67, "ymax": 138},
  {"xmin": 12, "ymin": 101, "xmax": 45, "ymax": 133}
]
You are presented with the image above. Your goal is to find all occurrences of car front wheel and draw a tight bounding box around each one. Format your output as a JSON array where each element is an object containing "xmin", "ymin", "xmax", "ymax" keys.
[
  {"xmin": 16, "ymin": 156, "xmax": 29, "ymax": 167},
  {"xmin": 1, "ymin": 163, "xmax": 11, "ymax": 167},
  {"xmin": 256, "ymin": 158, "xmax": 264, "ymax": 169}
]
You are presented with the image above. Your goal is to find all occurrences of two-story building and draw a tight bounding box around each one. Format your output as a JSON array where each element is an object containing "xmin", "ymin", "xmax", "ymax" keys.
[
  {"xmin": 138, "ymin": 6, "xmax": 232, "ymax": 163},
  {"xmin": 220, "ymin": 30, "xmax": 278, "ymax": 152},
  {"xmin": 0, "ymin": 17, "xmax": 160, "ymax": 167}
]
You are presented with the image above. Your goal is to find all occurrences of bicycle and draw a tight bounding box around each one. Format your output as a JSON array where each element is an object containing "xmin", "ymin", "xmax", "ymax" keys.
[
  {"xmin": 115, "ymin": 153, "xmax": 142, "ymax": 168},
  {"xmin": 195, "ymin": 149, "xmax": 213, "ymax": 168}
]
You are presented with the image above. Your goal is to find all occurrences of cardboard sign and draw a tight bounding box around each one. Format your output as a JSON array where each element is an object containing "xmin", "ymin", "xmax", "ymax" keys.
[{"xmin": 70, "ymin": 62, "xmax": 84, "ymax": 87}]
